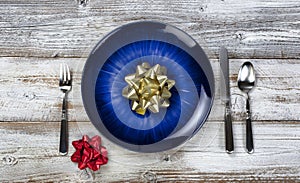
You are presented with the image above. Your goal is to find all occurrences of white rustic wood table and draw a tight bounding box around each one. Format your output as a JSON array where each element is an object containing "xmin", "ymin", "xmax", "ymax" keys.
[{"xmin": 0, "ymin": 0, "xmax": 299, "ymax": 182}]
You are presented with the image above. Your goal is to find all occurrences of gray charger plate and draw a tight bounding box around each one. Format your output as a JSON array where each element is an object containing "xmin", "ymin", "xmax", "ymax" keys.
[{"xmin": 81, "ymin": 21, "xmax": 214, "ymax": 153}]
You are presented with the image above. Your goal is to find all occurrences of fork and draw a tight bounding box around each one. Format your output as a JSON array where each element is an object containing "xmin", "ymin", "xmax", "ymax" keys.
[{"xmin": 59, "ymin": 63, "xmax": 72, "ymax": 155}]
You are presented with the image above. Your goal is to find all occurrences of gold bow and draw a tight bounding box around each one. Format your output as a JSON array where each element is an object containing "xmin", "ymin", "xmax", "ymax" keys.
[{"xmin": 122, "ymin": 62, "xmax": 175, "ymax": 115}]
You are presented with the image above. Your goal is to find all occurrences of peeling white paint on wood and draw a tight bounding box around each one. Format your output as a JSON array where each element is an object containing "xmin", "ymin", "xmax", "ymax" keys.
[
  {"xmin": 0, "ymin": 0, "xmax": 299, "ymax": 181},
  {"xmin": 0, "ymin": 57, "xmax": 299, "ymax": 122},
  {"xmin": 0, "ymin": 0, "xmax": 299, "ymax": 58},
  {"xmin": 0, "ymin": 122, "xmax": 299, "ymax": 182}
]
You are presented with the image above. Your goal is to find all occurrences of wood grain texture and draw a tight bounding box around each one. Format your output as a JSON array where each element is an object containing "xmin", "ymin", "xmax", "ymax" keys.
[
  {"xmin": 0, "ymin": 57, "xmax": 299, "ymax": 122},
  {"xmin": 0, "ymin": 121, "xmax": 300, "ymax": 182},
  {"xmin": 0, "ymin": 0, "xmax": 299, "ymax": 59},
  {"xmin": 0, "ymin": 0, "xmax": 300, "ymax": 182}
]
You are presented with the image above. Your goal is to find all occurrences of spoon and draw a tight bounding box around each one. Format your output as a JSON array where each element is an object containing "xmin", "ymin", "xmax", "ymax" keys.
[{"xmin": 237, "ymin": 62, "xmax": 256, "ymax": 153}]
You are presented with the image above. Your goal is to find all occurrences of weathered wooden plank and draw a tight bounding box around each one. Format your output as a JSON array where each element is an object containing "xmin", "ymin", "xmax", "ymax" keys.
[
  {"xmin": 0, "ymin": 121, "xmax": 299, "ymax": 182},
  {"xmin": 0, "ymin": 57, "xmax": 299, "ymax": 122},
  {"xmin": 0, "ymin": 0, "xmax": 299, "ymax": 58}
]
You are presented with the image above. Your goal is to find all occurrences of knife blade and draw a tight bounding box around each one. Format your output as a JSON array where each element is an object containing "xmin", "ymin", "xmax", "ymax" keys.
[{"xmin": 220, "ymin": 46, "xmax": 234, "ymax": 153}]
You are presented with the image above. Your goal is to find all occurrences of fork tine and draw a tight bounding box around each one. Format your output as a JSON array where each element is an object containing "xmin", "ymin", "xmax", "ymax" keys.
[
  {"xmin": 66, "ymin": 64, "xmax": 71, "ymax": 81},
  {"xmin": 59, "ymin": 64, "xmax": 63, "ymax": 84},
  {"xmin": 63, "ymin": 63, "xmax": 67, "ymax": 82}
]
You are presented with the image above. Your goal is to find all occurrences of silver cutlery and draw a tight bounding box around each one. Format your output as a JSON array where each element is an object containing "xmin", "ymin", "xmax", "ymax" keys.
[
  {"xmin": 220, "ymin": 47, "xmax": 234, "ymax": 153},
  {"xmin": 59, "ymin": 63, "xmax": 72, "ymax": 155},
  {"xmin": 238, "ymin": 62, "xmax": 256, "ymax": 153}
]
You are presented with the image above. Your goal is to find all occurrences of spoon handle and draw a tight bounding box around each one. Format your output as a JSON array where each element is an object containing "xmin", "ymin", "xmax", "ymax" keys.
[{"xmin": 246, "ymin": 96, "xmax": 254, "ymax": 153}]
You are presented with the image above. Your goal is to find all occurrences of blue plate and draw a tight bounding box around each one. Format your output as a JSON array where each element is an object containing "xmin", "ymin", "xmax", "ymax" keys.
[{"xmin": 81, "ymin": 21, "xmax": 214, "ymax": 153}]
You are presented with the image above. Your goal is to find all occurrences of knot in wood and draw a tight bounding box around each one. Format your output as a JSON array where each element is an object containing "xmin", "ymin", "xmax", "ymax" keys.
[
  {"xmin": 2, "ymin": 155, "xmax": 18, "ymax": 166},
  {"xmin": 142, "ymin": 171, "xmax": 157, "ymax": 182},
  {"xmin": 77, "ymin": 0, "xmax": 89, "ymax": 7}
]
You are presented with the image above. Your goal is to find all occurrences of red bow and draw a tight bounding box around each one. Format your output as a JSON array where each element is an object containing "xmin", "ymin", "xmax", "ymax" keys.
[{"xmin": 71, "ymin": 135, "xmax": 108, "ymax": 171}]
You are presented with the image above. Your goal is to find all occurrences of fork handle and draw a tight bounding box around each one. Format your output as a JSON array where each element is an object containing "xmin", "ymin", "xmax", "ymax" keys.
[{"xmin": 59, "ymin": 95, "xmax": 68, "ymax": 155}]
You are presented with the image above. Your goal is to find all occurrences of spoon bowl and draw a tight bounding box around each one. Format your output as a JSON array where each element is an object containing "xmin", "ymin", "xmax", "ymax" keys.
[
  {"xmin": 238, "ymin": 62, "xmax": 256, "ymax": 93},
  {"xmin": 237, "ymin": 61, "xmax": 256, "ymax": 154}
]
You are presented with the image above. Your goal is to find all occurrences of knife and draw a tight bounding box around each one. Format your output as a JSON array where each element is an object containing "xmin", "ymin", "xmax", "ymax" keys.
[{"xmin": 220, "ymin": 46, "xmax": 234, "ymax": 153}]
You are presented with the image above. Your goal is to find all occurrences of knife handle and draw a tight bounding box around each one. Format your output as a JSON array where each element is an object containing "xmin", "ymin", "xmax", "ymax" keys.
[
  {"xmin": 225, "ymin": 107, "xmax": 234, "ymax": 153},
  {"xmin": 246, "ymin": 96, "xmax": 254, "ymax": 154}
]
